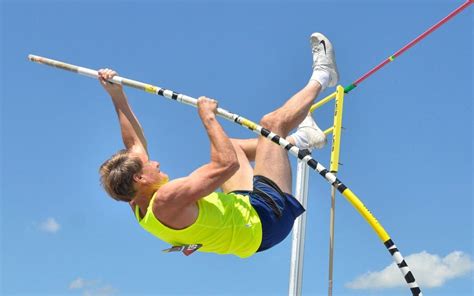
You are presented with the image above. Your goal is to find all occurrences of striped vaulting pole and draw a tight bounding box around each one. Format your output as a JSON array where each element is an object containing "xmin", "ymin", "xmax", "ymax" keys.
[
  {"xmin": 343, "ymin": 0, "xmax": 473, "ymax": 94},
  {"xmin": 29, "ymin": 54, "xmax": 422, "ymax": 295}
]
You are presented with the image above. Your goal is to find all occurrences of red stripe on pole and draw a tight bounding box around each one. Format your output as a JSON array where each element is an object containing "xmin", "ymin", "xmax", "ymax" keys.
[
  {"xmin": 354, "ymin": 59, "xmax": 391, "ymax": 86},
  {"xmin": 393, "ymin": 0, "xmax": 473, "ymax": 58},
  {"xmin": 350, "ymin": 1, "xmax": 472, "ymax": 88}
]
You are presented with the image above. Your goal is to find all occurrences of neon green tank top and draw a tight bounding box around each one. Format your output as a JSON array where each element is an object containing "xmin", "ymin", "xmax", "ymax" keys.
[{"xmin": 135, "ymin": 191, "xmax": 262, "ymax": 258}]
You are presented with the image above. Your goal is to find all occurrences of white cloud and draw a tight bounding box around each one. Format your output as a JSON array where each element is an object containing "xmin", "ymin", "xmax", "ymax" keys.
[
  {"xmin": 346, "ymin": 251, "xmax": 474, "ymax": 290},
  {"xmin": 39, "ymin": 217, "xmax": 60, "ymax": 233},
  {"xmin": 69, "ymin": 278, "xmax": 117, "ymax": 296},
  {"xmin": 69, "ymin": 277, "xmax": 98, "ymax": 289},
  {"xmin": 84, "ymin": 285, "xmax": 118, "ymax": 296},
  {"xmin": 69, "ymin": 278, "xmax": 86, "ymax": 289}
]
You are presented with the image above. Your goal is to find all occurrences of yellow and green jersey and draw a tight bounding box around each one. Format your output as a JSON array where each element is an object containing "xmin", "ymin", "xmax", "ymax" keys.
[{"xmin": 135, "ymin": 191, "xmax": 262, "ymax": 258}]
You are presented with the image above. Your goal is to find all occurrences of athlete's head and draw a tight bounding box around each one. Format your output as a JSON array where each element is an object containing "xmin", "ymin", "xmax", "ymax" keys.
[{"xmin": 99, "ymin": 150, "xmax": 169, "ymax": 202}]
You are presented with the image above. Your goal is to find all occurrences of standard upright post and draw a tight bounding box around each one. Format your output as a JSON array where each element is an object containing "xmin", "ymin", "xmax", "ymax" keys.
[
  {"xmin": 288, "ymin": 159, "xmax": 310, "ymax": 296},
  {"xmin": 327, "ymin": 86, "xmax": 345, "ymax": 296}
]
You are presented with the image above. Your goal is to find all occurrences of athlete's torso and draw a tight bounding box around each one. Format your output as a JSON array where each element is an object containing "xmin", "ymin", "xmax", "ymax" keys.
[{"xmin": 135, "ymin": 191, "xmax": 263, "ymax": 258}]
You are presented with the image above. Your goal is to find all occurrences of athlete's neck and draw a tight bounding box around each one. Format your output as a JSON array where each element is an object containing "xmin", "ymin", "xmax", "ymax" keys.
[{"xmin": 132, "ymin": 189, "xmax": 156, "ymax": 215}]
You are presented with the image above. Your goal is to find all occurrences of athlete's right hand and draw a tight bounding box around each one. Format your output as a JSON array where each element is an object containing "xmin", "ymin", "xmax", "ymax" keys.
[
  {"xmin": 197, "ymin": 96, "xmax": 218, "ymax": 120},
  {"xmin": 98, "ymin": 68, "xmax": 124, "ymax": 96}
]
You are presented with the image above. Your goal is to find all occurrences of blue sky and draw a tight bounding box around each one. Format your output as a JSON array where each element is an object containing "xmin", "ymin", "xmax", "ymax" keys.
[{"xmin": 1, "ymin": 0, "xmax": 472, "ymax": 295}]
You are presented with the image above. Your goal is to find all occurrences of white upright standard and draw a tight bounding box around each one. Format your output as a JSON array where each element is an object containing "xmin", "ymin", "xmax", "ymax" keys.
[{"xmin": 288, "ymin": 159, "xmax": 310, "ymax": 296}]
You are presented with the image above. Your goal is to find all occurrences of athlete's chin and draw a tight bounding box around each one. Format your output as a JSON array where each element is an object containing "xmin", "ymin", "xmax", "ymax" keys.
[{"xmin": 155, "ymin": 175, "xmax": 169, "ymax": 188}]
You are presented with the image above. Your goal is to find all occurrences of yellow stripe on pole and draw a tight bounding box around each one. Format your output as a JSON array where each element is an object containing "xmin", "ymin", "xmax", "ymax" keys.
[
  {"xmin": 240, "ymin": 118, "xmax": 258, "ymax": 130},
  {"xmin": 144, "ymin": 84, "xmax": 158, "ymax": 94},
  {"xmin": 342, "ymin": 188, "xmax": 390, "ymax": 242}
]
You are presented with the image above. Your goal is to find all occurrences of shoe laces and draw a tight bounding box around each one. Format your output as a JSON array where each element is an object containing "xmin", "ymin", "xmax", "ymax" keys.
[{"xmin": 312, "ymin": 43, "xmax": 323, "ymax": 54}]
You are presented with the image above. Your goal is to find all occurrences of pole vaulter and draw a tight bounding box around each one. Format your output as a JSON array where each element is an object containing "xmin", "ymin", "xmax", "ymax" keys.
[{"xmin": 27, "ymin": 3, "xmax": 472, "ymax": 295}]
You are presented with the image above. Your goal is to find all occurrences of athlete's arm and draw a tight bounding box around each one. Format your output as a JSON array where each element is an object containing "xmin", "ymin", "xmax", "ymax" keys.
[
  {"xmin": 99, "ymin": 69, "xmax": 148, "ymax": 158},
  {"xmin": 154, "ymin": 97, "xmax": 239, "ymax": 206}
]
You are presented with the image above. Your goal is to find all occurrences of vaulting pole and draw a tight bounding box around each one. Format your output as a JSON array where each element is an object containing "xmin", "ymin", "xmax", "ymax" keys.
[{"xmin": 29, "ymin": 54, "xmax": 423, "ymax": 295}]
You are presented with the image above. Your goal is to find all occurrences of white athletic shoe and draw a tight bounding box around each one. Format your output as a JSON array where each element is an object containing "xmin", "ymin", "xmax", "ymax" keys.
[
  {"xmin": 292, "ymin": 113, "xmax": 327, "ymax": 150},
  {"xmin": 310, "ymin": 32, "xmax": 339, "ymax": 87}
]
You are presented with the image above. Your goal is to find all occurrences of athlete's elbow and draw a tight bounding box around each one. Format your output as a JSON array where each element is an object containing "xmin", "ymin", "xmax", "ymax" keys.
[
  {"xmin": 215, "ymin": 152, "xmax": 239, "ymax": 171},
  {"xmin": 218, "ymin": 158, "xmax": 239, "ymax": 178},
  {"xmin": 227, "ymin": 151, "xmax": 240, "ymax": 170},
  {"xmin": 227, "ymin": 160, "xmax": 240, "ymax": 175}
]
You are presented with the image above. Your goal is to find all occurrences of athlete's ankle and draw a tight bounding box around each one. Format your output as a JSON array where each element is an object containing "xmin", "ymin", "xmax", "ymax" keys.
[{"xmin": 310, "ymin": 70, "xmax": 330, "ymax": 91}]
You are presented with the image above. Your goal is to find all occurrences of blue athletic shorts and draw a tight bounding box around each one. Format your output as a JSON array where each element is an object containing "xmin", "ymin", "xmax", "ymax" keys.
[{"xmin": 230, "ymin": 175, "xmax": 306, "ymax": 252}]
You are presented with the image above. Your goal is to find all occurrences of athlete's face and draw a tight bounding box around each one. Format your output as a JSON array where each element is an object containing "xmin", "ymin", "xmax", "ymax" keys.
[{"xmin": 136, "ymin": 159, "xmax": 169, "ymax": 190}]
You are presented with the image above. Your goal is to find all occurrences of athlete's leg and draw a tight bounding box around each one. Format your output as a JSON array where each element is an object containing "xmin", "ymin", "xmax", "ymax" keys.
[
  {"xmin": 231, "ymin": 139, "xmax": 258, "ymax": 162},
  {"xmin": 220, "ymin": 139, "xmax": 254, "ymax": 193},
  {"xmin": 253, "ymin": 81, "xmax": 322, "ymax": 194},
  {"xmin": 253, "ymin": 32, "xmax": 339, "ymax": 194},
  {"xmin": 222, "ymin": 114, "xmax": 326, "ymax": 193},
  {"xmin": 228, "ymin": 135, "xmax": 305, "ymax": 163}
]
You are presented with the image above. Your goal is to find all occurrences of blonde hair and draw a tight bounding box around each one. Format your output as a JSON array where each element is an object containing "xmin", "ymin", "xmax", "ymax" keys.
[{"xmin": 99, "ymin": 149, "xmax": 143, "ymax": 202}]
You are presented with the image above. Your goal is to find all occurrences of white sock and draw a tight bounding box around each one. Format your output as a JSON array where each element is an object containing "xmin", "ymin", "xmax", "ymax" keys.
[
  {"xmin": 291, "ymin": 131, "xmax": 309, "ymax": 150},
  {"xmin": 310, "ymin": 70, "xmax": 330, "ymax": 90},
  {"xmin": 290, "ymin": 115, "xmax": 327, "ymax": 150}
]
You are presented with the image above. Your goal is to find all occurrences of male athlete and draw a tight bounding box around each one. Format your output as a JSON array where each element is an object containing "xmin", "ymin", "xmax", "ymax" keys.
[{"xmin": 99, "ymin": 33, "xmax": 339, "ymax": 258}]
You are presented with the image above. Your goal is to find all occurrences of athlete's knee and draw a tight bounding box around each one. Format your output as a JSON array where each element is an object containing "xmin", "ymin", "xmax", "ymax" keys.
[
  {"xmin": 260, "ymin": 112, "xmax": 289, "ymax": 135},
  {"xmin": 260, "ymin": 111, "xmax": 279, "ymax": 128}
]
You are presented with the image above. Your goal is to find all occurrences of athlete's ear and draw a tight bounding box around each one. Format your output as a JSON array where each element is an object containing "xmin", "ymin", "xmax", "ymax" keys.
[{"xmin": 133, "ymin": 173, "xmax": 143, "ymax": 183}]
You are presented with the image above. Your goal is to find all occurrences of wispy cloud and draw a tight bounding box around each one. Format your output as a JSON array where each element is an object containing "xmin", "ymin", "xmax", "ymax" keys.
[
  {"xmin": 84, "ymin": 285, "xmax": 117, "ymax": 296},
  {"xmin": 69, "ymin": 277, "xmax": 117, "ymax": 296},
  {"xmin": 69, "ymin": 277, "xmax": 97, "ymax": 289},
  {"xmin": 346, "ymin": 251, "xmax": 474, "ymax": 290},
  {"xmin": 39, "ymin": 217, "xmax": 60, "ymax": 233}
]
